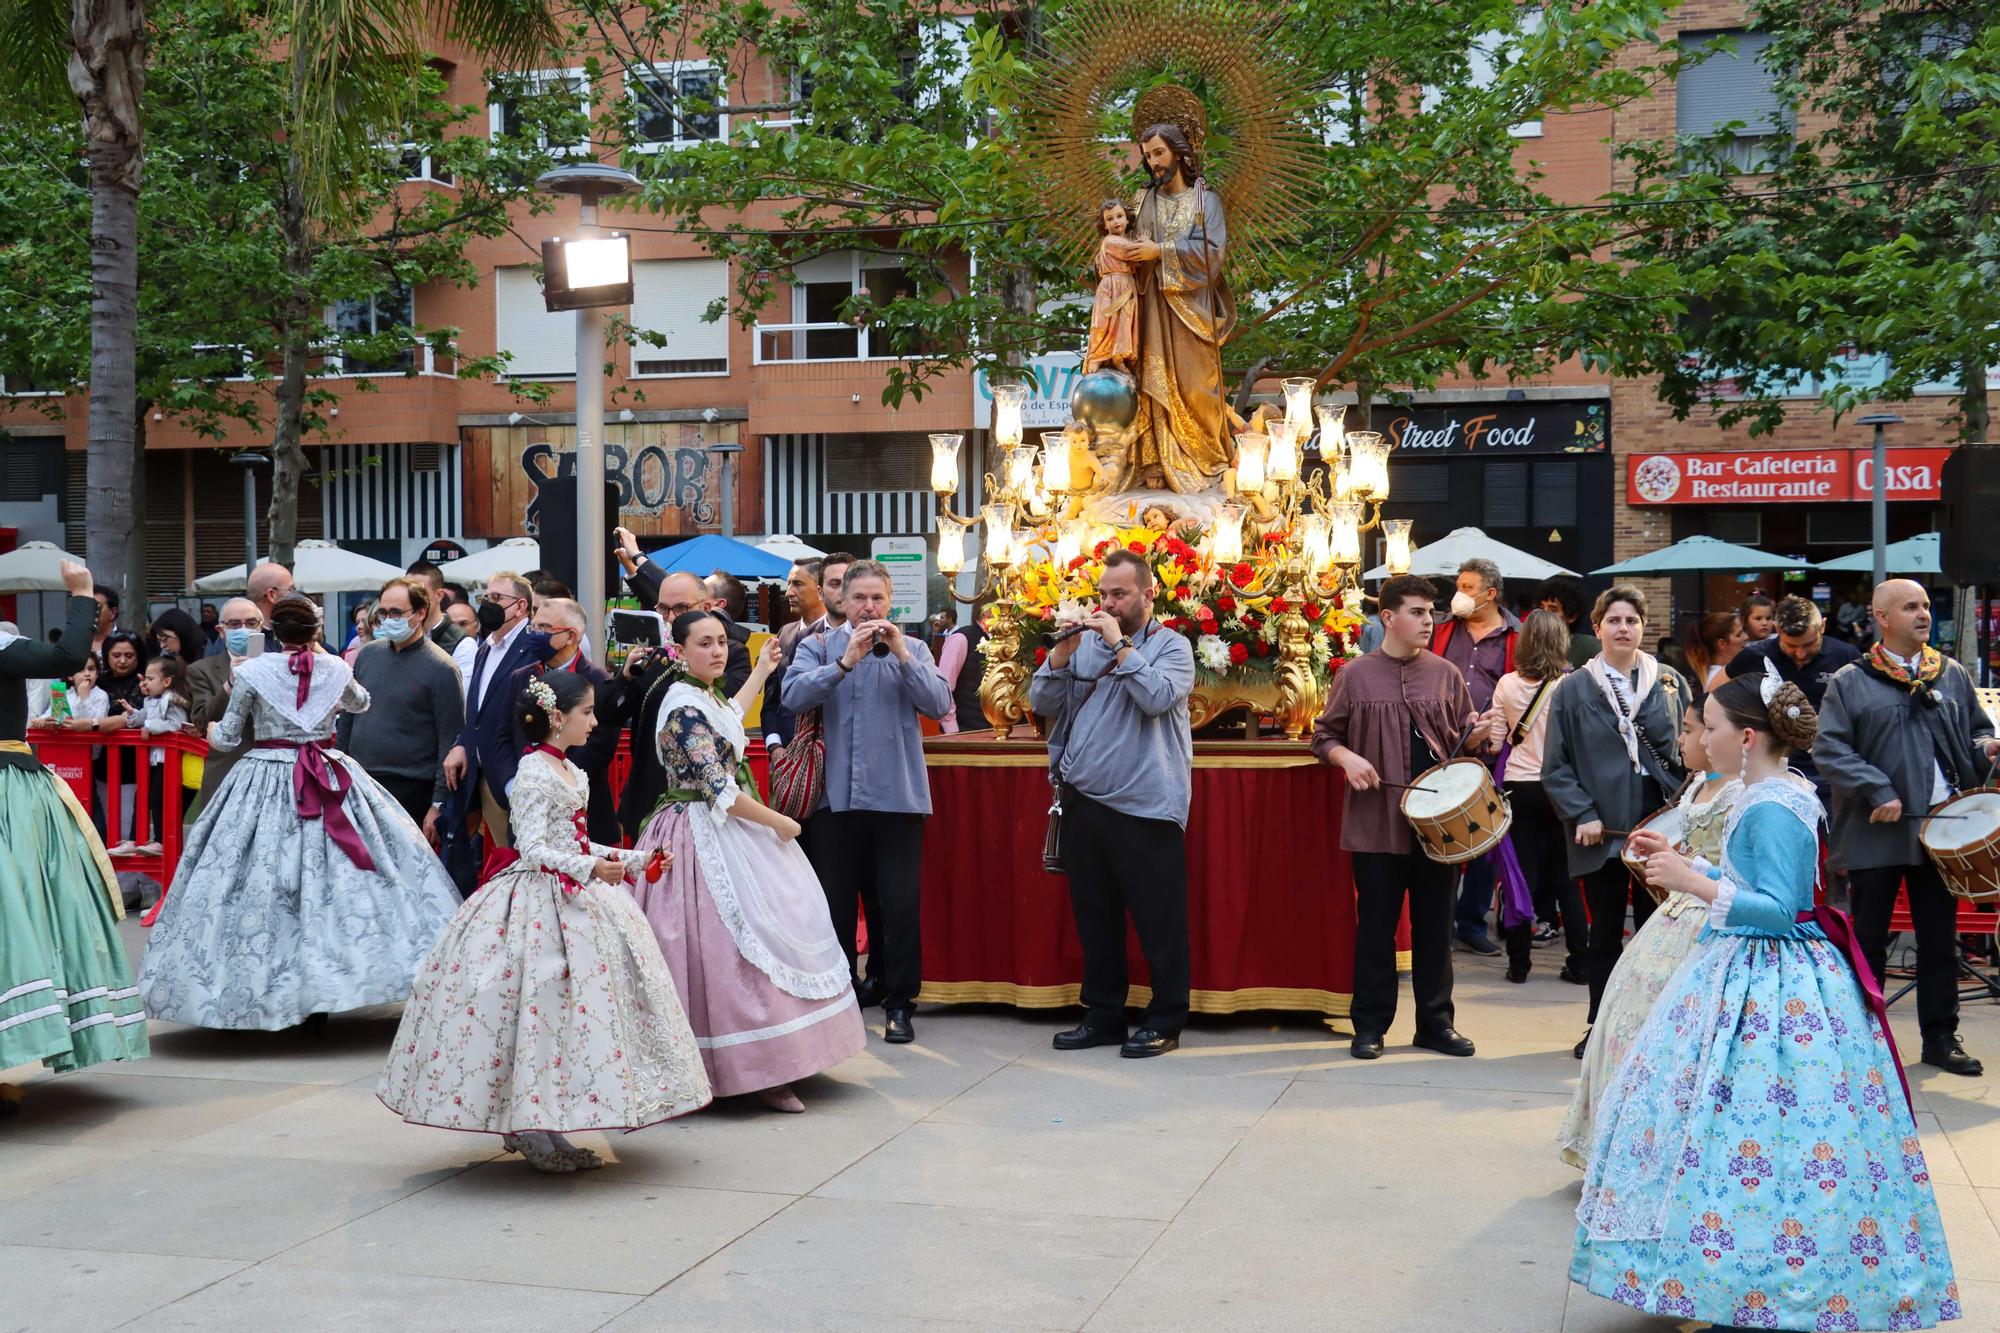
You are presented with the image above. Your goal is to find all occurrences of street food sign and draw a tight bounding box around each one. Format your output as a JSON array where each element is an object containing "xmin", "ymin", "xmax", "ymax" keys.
[{"xmin": 1627, "ymin": 446, "xmax": 1953, "ymax": 505}]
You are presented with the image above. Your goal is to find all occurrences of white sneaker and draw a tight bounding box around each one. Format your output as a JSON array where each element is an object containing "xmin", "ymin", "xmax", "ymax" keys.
[
  {"xmin": 107, "ymin": 842, "xmax": 138, "ymax": 857},
  {"xmin": 135, "ymin": 841, "xmax": 163, "ymax": 856}
]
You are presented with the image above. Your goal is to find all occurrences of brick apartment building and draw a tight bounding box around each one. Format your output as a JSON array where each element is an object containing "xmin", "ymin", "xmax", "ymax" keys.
[{"xmin": 0, "ymin": 3, "xmax": 1979, "ymax": 640}]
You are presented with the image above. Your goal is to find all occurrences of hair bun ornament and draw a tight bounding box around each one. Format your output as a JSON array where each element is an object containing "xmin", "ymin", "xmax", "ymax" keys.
[
  {"xmin": 1786, "ymin": 704, "xmax": 1801, "ymax": 718},
  {"xmin": 525, "ymin": 677, "xmax": 558, "ymax": 722}
]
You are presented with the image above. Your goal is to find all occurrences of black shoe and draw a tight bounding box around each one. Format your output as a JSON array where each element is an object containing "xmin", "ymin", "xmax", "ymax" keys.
[
  {"xmin": 1557, "ymin": 963, "xmax": 1589, "ymax": 986},
  {"xmin": 1922, "ymin": 1035, "xmax": 1983, "ymax": 1077},
  {"xmin": 883, "ymin": 1008, "xmax": 914, "ymax": 1044},
  {"xmin": 1573, "ymin": 1029, "xmax": 1591, "ymax": 1059},
  {"xmin": 1531, "ymin": 921, "xmax": 1559, "ymax": 945},
  {"xmin": 1120, "ymin": 1028, "xmax": 1179, "ymax": 1059},
  {"xmin": 1505, "ymin": 961, "xmax": 1529, "ymax": 984},
  {"xmin": 1350, "ymin": 1032, "xmax": 1384, "ymax": 1060},
  {"xmin": 1454, "ymin": 926, "xmax": 1501, "ymax": 956},
  {"xmin": 1052, "ymin": 1018, "xmax": 1127, "ymax": 1051},
  {"xmin": 853, "ymin": 975, "xmax": 886, "ymax": 1009},
  {"xmin": 1413, "ymin": 1028, "xmax": 1476, "ymax": 1057}
]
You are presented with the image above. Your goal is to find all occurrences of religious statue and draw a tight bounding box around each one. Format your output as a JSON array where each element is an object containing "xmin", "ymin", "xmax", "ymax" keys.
[
  {"xmin": 1085, "ymin": 200, "xmax": 1141, "ymax": 374},
  {"xmin": 1124, "ymin": 122, "xmax": 1237, "ymax": 494}
]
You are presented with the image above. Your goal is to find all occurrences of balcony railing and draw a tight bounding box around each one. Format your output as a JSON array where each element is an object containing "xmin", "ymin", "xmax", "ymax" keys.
[{"xmin": 753, "ymin": 321, "xmax": 900, "ymax": 366}]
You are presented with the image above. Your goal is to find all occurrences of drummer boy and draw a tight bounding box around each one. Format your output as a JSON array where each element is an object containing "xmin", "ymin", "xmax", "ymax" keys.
[
  {"xmin": 1312, "ymin": 574, "xmax": 1494, "ymax": 1062},
  {"xmin": 1815, "ymin": 578, "xmax": 2000, "ymax": 1078}
]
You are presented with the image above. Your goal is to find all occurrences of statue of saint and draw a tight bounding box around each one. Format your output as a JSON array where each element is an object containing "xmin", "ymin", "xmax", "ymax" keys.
[{"xmin": 1125, "ymin": 122, "xmax": 1236, "ymax": 493}]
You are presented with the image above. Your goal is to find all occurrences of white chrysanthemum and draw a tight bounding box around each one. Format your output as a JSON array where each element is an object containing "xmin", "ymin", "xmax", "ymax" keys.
[{"xmin": 1196, "ymin": 634, "xmax": 1232, "ymax": 675}]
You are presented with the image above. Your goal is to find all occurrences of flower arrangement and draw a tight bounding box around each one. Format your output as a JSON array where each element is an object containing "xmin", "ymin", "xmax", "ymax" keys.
[{"xmin": 992, "ymin": 517, "xmax": 1366, "ymax": 686}]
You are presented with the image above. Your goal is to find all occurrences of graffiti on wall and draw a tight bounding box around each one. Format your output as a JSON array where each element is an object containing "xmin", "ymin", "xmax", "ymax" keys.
[{"xmin": 519, "ymin": 440, "xmax": 717, "ymax": 529}]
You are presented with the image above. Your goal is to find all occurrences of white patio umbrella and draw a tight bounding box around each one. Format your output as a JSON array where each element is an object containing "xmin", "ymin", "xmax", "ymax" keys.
[
  {"xmin": 753, "ymin": 533, "xmax": 825, "ymax": 564},
  {"xmin": 0, "ymin": 541, "xmax": 89, "ymax": 592},
  {"xmin": 1363, "ymin": 526, "xmax": 1578, "ymax": 582},
  {"xmin": 1815, "ymin": 532, "xmax": 1942, "ymax": 576},
  {"xmin": 438, "ymin": 538, "xmax": 540, "ymax": 585},
  {"xmin": 192, "ymin": 539, "xmax": 404, "ymax": 595}
]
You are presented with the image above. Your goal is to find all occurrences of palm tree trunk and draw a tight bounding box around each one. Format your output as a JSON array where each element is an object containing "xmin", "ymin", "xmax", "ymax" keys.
[
  {"xmin": 266, "ymin": 165, "xmax": 311, "ymax": 568},
  {"xmin": 70, "ymin": 0, "xmax": 147, "ymax": 614}
]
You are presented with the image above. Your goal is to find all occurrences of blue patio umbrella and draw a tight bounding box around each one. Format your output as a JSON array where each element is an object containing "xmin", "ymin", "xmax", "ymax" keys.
[
  {"xmin": 645, "ymin": 533, "xmax": 796, "ymax": 579},
  {"xmin": 1814, "ymin": 532, "xmax": 1942, "ymax": 576},
  {"xmin": 1593, "ymin": 535, "xmax": 1808, "ymax": 576}
]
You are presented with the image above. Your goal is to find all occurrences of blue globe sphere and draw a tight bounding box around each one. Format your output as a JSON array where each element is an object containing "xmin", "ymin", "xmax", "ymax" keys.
[{"xmin": 1070, "ymin": 368, "xmax": 1139, "ymax": 431}]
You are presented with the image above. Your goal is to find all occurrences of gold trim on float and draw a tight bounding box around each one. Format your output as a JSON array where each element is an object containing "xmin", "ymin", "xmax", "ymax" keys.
[{"xmin": 917, "ymin": 980, "xmax": 1351, "ymax": 1020}]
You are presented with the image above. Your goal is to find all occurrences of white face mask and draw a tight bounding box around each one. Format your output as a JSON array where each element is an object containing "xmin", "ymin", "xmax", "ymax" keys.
[{"xmin": 1450, "ymin": 591, "xmax": 1479, "ymax": 620}]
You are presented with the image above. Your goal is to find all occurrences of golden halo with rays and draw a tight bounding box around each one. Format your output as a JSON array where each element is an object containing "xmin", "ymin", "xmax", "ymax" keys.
[{"xmin": 1020, "ymin": 0, "xmax": 1320, "ymax": 267}]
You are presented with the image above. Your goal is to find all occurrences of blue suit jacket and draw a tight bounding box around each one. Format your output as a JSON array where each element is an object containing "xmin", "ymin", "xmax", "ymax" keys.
[{"xmin": 457, "ymin": 628, "xmax": 542, "ymax": 810}]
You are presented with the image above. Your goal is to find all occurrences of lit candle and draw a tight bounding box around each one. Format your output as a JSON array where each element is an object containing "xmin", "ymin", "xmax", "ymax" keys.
[
  {"xmin": 1315, "ymin": 403, "xmax": 1346, "ymax": 458},
  {"xmin": 991, "ymin": 383, "xmax": 1027, "ymax": 451},
  {"xmin": 1213, "ymin": 502, "xmax": 1246, "ymax": 565},
  {"xmin": 1005, "ymin": 444, "xmax": 1038, "ymax": 498},
  {"xmin": 1234, "ymin": 433, "xmax": 1269, "ymax": 494},
  {"xmin": 1040, "ymin": 431, "xmax": 1072, "ymax": 493},
  {"xmin": 937, "ymin": 513, "xmax": 969, "ymax": 574},
  {"xmin": 1330, "ymin": 449, "xmax": 1353, "ymax": 502},
  {"xmin": 1298, "ymin": 512, "xmax": 1330, "ymax": 574},
  {"xmin": 928, "ymin": 432, "xmax": 963, "ymax": 497},
  {"xmin": 983, "ymin": 501, "xmax": 1017, "ymax": 567},
  {"xmin": 1267, "ymin": 419, "xmax": 1299, "ymax": 483},
  {"xmin": 1348, "ymin": 431, "xmax": 1389, "ymax": 500},
  {"xmin": 1054, "ymin": 518, "xmax": 1085, "ymax": 566},
  {"xmin": 1329, "ymin": 501, "xmax": 1363, "ymax": 567},
  {"xmin": 1282, "ymin": 377, "xmax": 1315, "ymax": 437},
  {"xmin": 1383, "ymin": 518, "xmax": 1414, "ymax": 576}
]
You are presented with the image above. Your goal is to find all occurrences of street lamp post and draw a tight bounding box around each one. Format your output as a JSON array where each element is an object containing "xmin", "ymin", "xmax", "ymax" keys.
[
  {"xmin": 706, "ymin": 441, "xmax": 745, "ymax": 537},
  {"xmin": 1858, "ymin": 413, "xmax": 1904, "ymax": 587},
  {"xmin": 230, "ymin": 451, "xmax": 269, "ymax": 577},
  {"xmin": 535, "ymin": 163, "xmax": 641, "ymax": 664}
]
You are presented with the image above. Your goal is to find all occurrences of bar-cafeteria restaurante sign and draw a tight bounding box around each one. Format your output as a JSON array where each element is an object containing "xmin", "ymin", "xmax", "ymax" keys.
[{"xmin": 1627, "ymin": 446, "xmax": 1952, "ymax": 505}]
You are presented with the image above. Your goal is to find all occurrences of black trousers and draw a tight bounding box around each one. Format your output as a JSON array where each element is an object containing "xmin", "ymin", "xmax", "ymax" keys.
[
  {"xmin": 1582, "ymin": 862, "xmax": 1655, "ymax": 1024},
  {"xmin": 1060, "ymin": 788, "xmax": 1191, "ymax": 1034},
  {"xmin": 1503, "ymin": 782, "xmax": 1586, "ymax": 972},
  {"xmin": 1350, "ymin": 850, "xmax": 1456, "ymax": 1039},
  {"xmin": 804, "ymin": 809, "xmax": 925, "ymax": 1011},
  {"xmin": 374, "ymin": 774, "xmax": 438, "ymax": 829},
  {"xmin": 1850, "ymin": 862, "xmax": 1960, "ymax": 1042}
]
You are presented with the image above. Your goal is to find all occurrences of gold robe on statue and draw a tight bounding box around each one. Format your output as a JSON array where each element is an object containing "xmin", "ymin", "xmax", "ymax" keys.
[{"xmin": 1133, "ymin": 179, "xmax": 1236, "ymax": 493}]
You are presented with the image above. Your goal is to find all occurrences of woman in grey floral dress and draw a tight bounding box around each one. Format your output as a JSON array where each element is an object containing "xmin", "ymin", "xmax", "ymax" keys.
[{"xmin": 137, "ymin": 594, "xmax": 459, "ymax": 1030}]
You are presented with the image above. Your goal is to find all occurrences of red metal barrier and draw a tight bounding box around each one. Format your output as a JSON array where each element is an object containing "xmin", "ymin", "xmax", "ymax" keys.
[{"xmin": 25, "ymin": 727, "xmax": 201, "ymax": 907}]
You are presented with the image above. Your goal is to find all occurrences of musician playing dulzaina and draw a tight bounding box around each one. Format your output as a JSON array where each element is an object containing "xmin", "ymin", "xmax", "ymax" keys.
[{"xmin": 1312, "ymin": 574, "xmax": 1492, "ymax": 1061}]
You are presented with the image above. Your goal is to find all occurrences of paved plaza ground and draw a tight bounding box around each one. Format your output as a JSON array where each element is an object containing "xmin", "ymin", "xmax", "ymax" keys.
[{"xmin": 5, "ymin": 921, "xmax": 2000, "ymax": 1332}]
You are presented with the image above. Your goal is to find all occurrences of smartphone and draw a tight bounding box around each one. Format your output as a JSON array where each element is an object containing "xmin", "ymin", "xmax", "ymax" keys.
[
  {"xmin": 243, "ymin": 634, "xmax": 265, "ymax": 658},
  {"xmin": 609, "ymin": 609, "xmax": 665, "ymax": 648}
]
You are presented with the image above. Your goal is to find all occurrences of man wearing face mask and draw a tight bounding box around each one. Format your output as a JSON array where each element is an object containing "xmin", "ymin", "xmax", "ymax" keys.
[
  {"xmin": 442, "ymin": 573, "xmax": 536, "ymax": 848},
  {"xmin": 1431, "ymin": 558, "xmax": 1516, "ymax": 956},
  {"xmin": 184, "ymin": 598, "xmax": 267, "ymax": 821},
  {"xmin": 501, "ymin": 598, "xmax": 619, "ymax": 843},
  {"xmin": 336, "ymin": 577, "xmax": 465, "ymax": 828}
]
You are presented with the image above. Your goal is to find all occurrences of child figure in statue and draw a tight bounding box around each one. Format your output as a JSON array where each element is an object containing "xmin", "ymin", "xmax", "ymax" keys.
[{"xmin": 1085, "ymin": 199, "xmax": 1141, "ymax": 374}]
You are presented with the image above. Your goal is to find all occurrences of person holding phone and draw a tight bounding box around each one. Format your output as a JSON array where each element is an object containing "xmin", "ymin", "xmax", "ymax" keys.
[{"xmin": 185, "ymin": 599, "xmax": 265, "ymax": 823}]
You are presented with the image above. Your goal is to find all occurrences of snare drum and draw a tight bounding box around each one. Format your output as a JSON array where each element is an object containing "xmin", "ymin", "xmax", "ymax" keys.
[
  {"xmin": 1622, "ymin": 803, "xmax": 1687, "ymax": 903},
  {"xmin": 1401, "ymin": 758, "xmax": 1512, "ymax": 865},
  {"xmin": 1921, "ymin": 788, "xmax": 2000, "ymax": 906}
]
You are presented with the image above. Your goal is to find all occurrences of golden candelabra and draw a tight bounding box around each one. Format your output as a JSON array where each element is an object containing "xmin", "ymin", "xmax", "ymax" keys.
[{"xmin": 929, "ymin": 378, "xmax": 1413, "ymax": 740}]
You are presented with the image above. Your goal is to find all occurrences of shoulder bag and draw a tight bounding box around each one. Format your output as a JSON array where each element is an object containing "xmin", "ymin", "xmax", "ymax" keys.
[{"xmin": 768, "ymin": 627, "xmax": 828, "ymax": 821}]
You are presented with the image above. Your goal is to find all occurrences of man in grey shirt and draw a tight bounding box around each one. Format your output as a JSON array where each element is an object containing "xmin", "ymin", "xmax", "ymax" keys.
[
  {"xmin": 1030, "ymin": 548, "xmax": 1196, "ymax": 1059},
  {"xmin": 336, "ymin": 576, "xmax": 464, "ymax": 831},
  {"xmin": 783, "ymin": 559, "xmax": 952, "ymax": 1045}
]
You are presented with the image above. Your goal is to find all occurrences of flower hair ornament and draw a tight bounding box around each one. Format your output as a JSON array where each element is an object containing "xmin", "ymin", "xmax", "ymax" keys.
[
  {"xmin": 525, "ymin": 676, "xmax": 559, "ymax": 722},
  {"xmin": 1758, "ymin": 656, "xmax": 1803, "ymax": 720}
]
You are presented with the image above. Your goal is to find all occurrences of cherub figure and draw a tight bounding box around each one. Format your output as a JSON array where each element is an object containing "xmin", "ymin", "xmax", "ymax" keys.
[{"xmin": 1084, "ymin": 199, "xmax": 1141, "ymax": 373}]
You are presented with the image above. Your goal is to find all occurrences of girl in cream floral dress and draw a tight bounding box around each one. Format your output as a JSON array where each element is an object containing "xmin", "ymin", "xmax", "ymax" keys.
[{"xmin": 380, "ymin": 671, "xmax": 710, "ymax": 1172}]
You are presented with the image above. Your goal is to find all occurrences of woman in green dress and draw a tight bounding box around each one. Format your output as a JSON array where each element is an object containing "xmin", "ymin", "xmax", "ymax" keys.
[{"xmin": 0, "ymin": 560, "xmax": 148, "ymax": 1080}]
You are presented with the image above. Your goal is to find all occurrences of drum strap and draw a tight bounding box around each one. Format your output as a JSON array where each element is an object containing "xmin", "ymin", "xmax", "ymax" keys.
[{"xmin": 1509, "ymin": 678, "xmax": 1556, "ymax": 748}]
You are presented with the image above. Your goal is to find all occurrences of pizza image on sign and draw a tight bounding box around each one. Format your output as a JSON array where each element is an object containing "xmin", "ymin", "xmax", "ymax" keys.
[{"xmin": 1632, "ymin": 455, "xmax": 1682, "ymax": 503}]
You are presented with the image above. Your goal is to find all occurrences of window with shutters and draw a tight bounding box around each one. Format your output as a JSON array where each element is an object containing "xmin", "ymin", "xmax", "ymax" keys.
[
  {"xmin": 1807, "ymin": 509, "xmax": 1871, "ymax": 546},
  {"xmin": 630, "ymin": 258, "xmax": 730, "ymax": 376},
  {"xmin": 1483, "ymin": 461, "xmax": 1530, "ymax": 528},
  {"xmin": 0, "ymin": 437, "xmax": 61, "ymax": 501},
  {"xmin": 1532, "ymin": 460, "xmax": 1578, "ymax": 527},
  {"xmin": 1388, "ymin": 460, "xmax": 1450, "ymax": 504},
  {"xmin": 488, "ymin": 69, "xmax": 591, "ymax": 157},
  {"xmin": 1676, "ymin": 30, "xmax": 1793, "ymax": 172},
  {"xmin": 494, "ymin": 267, "xmax": 575, "ymax": 379},
  {"xmin": 1707, "ymin": 511, "xmax": 1762, "ymax": 545},
  {"xmin": 823, "ymin": 433, "xmax": 932, "ymax": 492},
  {"xmin": 629, "ymin": 63, "xmax": 725, "ymax": 151}
]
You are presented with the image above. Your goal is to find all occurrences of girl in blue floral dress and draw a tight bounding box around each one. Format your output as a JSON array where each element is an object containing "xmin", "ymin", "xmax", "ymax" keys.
[{"xmin": 1572, "ymin": 673, "xmax": 1959, "ymax": 1331}]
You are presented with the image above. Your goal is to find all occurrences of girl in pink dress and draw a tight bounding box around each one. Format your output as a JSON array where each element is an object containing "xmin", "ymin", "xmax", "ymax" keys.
[
  {"xmin": 630, "ymin": 612, "xmax": 864, "ymax": 1113},
  {"xmin": 1085, "ymin": 199, "xmax": 1141, "ymax": 373}
]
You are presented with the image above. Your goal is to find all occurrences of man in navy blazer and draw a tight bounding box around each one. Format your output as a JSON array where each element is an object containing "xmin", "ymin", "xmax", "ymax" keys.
[
  {"xmin": 442, "ymin": 572, "xmax": 537, "ymax": 848},
  {"xmin": 502, "ymin": 597, "xmax": 620, "ymax": 844}
]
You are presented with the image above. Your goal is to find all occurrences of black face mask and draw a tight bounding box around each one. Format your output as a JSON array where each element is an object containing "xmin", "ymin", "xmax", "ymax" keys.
[
  {"xmin": 476, "ymin": 601, "xmax": 506, "ymax": 635},
  {"xmin": 521, "ymin": 629, "xmax": 557, "ymax": 663}
]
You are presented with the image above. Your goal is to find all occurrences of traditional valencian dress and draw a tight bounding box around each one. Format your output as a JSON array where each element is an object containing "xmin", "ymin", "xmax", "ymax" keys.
[
  {"xmin": 1559, "ymin": 775, "xmax": 1741, "ymax": 1169},
  {"xmin": 0, "ymin": 596, "xmax": 148, "ymax": 1072},
  {"xmin": 380, "ymin": 746, "xmax": 711, "ymax": 1133},
  {"xmin": 630, "ymin": 682, "xmax": 863, "ymax": 1097},
  {"xmin": 1572, "ymin": 777, "xmax": 1960, "ymax": 1331},
  {"xmin": 137, "ymin": 646, "xmax": 459, "ymax": 1029}
]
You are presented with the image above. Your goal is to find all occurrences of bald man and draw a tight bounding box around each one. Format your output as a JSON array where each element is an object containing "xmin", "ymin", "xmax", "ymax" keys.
[
  {"xmin": 247, "ymin": 562, "xmax": 294, "ymax": 628},
  {"xmin": 1815, "ymin": 579, "xmax": 2000, "ymax": 1077},
  {"xmin": 184, "ymin": 597, "xmax": 267, "ymax": 820}
]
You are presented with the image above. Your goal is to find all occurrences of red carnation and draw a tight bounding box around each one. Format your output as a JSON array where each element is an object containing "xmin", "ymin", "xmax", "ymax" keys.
[
  {"xmin": 1215, "ymin": 595, "xmax": 1236, "ymax": 614},
  {"xmin": 1093, "ymin": 540, "xmax": 1112, "ymax": 558},
  {"xmin": 1230, "ymin": 562, "xmax": 1254, "ymax": 587},
  {"xmin": 1068, "ymin": 555, "xmax": 1090, "ymax": 571},
  {"xmin": 1242, "ymin": 615, "xmax": 1262, "ymax": 632},
  {"xmin": 1128, "ymin": 540, "xmax": 1148, "ymax": 554},
  {"xmin": 1196, "ymin": 604, "xmax": 1218, "ymax": 625},
  {"xmin": 1303, "ymin": 603, "xmax": 1321, "ymax": 620},
  {"xmin": 1228, "ymin": 642, "xmax": 1249, "ymax": 665},
  {"xmin": 1040, "ymin": 606, "xmax": 1054, "ymax": 619},
  {"xmin": 1270, "ymin": 597, "xmax": 1290, "ymax": 615},
  {"xmin": 1255, "ymin": 640, "xmax": 1270, "ymax": 657},
  {"xmin": 1034, "ymin": 647, "xmax": 1048, "ymax": 665}
]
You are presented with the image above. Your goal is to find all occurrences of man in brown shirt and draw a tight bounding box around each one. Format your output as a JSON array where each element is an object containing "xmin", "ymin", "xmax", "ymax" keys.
[{"xmin": 1312, "ymin": 574, "xmax": 1485, "ymax": 1061}]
